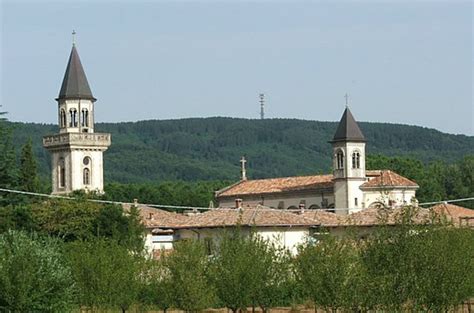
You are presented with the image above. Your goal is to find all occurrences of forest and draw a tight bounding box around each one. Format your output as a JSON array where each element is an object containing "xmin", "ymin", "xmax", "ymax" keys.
[
  {"xmin": 10, "ymin": 117, "xmax": 474, "ymax": 183},
  {"xmin": 3, "ymin": 117, "xmax": 473, "ymax": 208}
]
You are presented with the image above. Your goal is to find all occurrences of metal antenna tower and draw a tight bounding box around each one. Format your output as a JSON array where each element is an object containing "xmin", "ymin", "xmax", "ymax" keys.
[{"xmin": 259, "ymin": 93, "xmax": 265, "ymax": 120}]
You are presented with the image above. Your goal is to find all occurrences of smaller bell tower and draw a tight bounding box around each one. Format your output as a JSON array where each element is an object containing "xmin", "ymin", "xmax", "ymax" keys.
[
  {"xmin": 43, "ymin": 33, "xmax": 111, "ymax": 195},
  {"xmin": 330, "ymin": 105, "xmax": 366, "ymax": 212}
]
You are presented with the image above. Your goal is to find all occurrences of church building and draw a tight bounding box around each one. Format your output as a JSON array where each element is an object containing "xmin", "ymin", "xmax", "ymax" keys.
[
  {"xmin": 215, "ymin": 108, "xmax": 419, "ymax": 214},
  {"xmin": 43, "ymin": 39, "xmax": 111, "ymax": 194}
]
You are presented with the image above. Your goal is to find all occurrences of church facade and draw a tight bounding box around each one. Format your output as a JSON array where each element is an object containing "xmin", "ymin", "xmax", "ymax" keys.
[
  {"xmin": 43, "ymin": 42, "xmax": 111, "ymax": 194},
  {"xmin": 216, "ymin": 108, "xmax": 419, "ymax": 214}
]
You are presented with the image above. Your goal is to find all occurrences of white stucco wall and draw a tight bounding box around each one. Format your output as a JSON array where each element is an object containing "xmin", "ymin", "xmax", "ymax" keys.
[
  {"xmin": 145, "ymin": 226, "xmax": 310, "ymax": 256},
  {"xmin": 144, "ymin": 231, "xmax": 174, "ymax": 255},
  {"xmin": 218, "ymin": 193, "xmax": 335, "ymax": 211},
  {"xmin": 363, "ymin": 189, "xmax": 417, "ymax": 208}
]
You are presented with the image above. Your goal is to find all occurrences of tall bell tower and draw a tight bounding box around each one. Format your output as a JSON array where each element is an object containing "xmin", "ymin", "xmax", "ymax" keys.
[
  {"xmin": 330, "ymin": 106, "xmax": 366, "ymax": 212},
  {"xmin": 43, "ymin": 35, "xmax": 111, "ymax": 195}
]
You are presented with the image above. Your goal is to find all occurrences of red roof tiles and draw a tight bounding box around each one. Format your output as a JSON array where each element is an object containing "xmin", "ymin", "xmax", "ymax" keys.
[
  {"xmin": 216, "ymin": 174, "xmax": 334, "ymax": 197},
  {"xmin": 360, "ymin": 170, "xmax": 418, "ymax": 189},
  {"xmin": 430, "ymin": 203, "xmax": 474, "ymax": 226}
]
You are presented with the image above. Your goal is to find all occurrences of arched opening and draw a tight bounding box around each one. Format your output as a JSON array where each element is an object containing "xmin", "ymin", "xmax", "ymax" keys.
[
  {"xmin": 60, "ymin": 109, "xmax": 66, "ymax": 128},
  {"xmin": 69, "ymin": 109, "xmax": 78, "ymax": 127},
  {"xmin": 287, "ymin": 205, "xmax": 298, "ymax": 210},
  {"xmin": 58, "ymin": 158, "xmax": 65, "ymax": 188},
  {"xmin": 308, "ymin": 204, "xmax": 320, "ymax": 210},
  {"xmin": 81, "ymin": 109, "xmax": 89, "ymax": 127},
  {"xmin": 336, "ymin": 149, "xmax": 344, "ymax": 169},
  {"xmin": 352, "ymin": 151, "xmax": 361, "ymax": 169},
  {"xmin": 369, "ymin": 201, "xmax": 386, "ymax": 209},
  {"xmin": 83, "ymin": 168, "xmax": 90, "ymax": 185}
]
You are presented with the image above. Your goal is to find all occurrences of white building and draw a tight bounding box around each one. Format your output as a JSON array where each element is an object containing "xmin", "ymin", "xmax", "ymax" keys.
[
  {"xmin": 130, "ymin": 204, "xmax": 319, "ymax": 256},
  {"xmin": 43, "ymin": 41, "xmax": 111, "ymax": 194},
  {"xmin": 216, "ymin": 108, "xmax": 418, "ymax": 213}
]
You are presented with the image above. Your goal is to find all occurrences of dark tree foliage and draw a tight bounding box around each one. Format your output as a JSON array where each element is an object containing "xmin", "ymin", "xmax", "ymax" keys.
[
  {"xmin": 19, "ymin": 139, "xmax": 40, "ymax": 192},
  {"xmin": 0, "ymin": 197, "xmax": 146, "ymax": 251},
  {"xmin": 10, "ymin": 118, "xmax": 473, "ymax": 183},
  {"xmin": 104, "ymin": 180, "xmax": 231, "ymax": 208}
]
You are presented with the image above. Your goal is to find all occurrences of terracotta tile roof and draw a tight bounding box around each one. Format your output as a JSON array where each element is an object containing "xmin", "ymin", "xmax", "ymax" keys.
[
  {"xmin": 360, "ymin": 170, "xmax": 418, "ymax": 189},
  {"xmin": 342, "ymin": 207, "xmax": 433, "ymax": 226},
  {"xmin": 299, "ymin": 210, "xmax": 346, "ymax": 227},
  {"xmin": 430, "ymin": 203, "xmax": 474, "ymax": 226},
  {"xmin": 179, "ymin": 207, "xmax": 320, "ymax": 228},
  {"xmin": 341, "ymin": 204, "xmax": 474, "ymax": 227},
  {"xmin": 122, "ymin": 204, "xmax": 188, "ymax": 228},
  {"xmin": 216, "ymin": 174, "xmax": 334, "ymax": 197}
]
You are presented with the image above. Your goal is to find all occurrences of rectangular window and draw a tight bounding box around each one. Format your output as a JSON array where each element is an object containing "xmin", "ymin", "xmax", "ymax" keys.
[{"xmin": 354, "ymin": 197, "xmax": 358, "ymax": 207}]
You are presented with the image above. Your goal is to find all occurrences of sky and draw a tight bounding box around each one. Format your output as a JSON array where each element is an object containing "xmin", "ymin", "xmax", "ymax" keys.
[{"xmin": 1, "ymin": 1, "xmax": 473, "ymax": 135}]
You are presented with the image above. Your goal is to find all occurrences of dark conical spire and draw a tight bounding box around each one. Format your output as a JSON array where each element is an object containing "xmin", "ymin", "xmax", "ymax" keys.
[
  {"xmin": 330, "ymin": 107, "xmax": 366, "ymax": 142},
  {"xmin": 57, "ymin": 45, "xmax": 95, "ymax": 101}
]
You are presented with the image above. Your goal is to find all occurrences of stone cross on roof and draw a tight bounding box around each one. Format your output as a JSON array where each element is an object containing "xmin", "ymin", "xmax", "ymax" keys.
[{"xmin": 240, "ymin": 156, "xmax": 247, "ymax": 181}]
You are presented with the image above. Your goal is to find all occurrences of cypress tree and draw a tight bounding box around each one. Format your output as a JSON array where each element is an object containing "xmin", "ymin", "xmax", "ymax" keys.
[
  {"xmin": 0, "ymin": 109, "xmax": 18, "ymax": 190},
  {"xmin": 19, "ymin": 139, "xmax": 39, "ymax": 192}
]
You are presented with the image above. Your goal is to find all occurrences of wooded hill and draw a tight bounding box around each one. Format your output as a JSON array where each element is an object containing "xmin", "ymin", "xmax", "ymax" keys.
[{"xmin": 10, "ymin": 117, "xmax": 474, "ymax": 183}]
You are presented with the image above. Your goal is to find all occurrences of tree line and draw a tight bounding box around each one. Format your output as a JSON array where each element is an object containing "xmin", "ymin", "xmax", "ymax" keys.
[
  {"xmin": 10, "ymin": 117, "xmax": 474, "ymax": 183},
  {"xmin": 2, "ymin": 111, "xmax": 473, "ymax": 208},
  {"xmin": 1, "ymin": 209, "xmax": 473, "ymax": 312}
]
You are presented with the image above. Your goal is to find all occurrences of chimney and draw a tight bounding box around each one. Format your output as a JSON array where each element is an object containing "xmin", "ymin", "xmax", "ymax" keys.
[
  {"xmin": 235, "ymin": 198, "xmax": 243, "ymax": 209},
  {"xmin": 299, "ymin": 202, "xmax": 305, "ymax": 214},
  {"xmin": 148, "ymin": 212, "xmax": 153, "ymax": 220},
  {"xmin": 133, "ymin": 198, "xmax": 138, "ymax": 207}
]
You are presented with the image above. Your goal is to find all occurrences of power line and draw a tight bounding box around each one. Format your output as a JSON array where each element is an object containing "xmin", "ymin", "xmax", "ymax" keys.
[
  {"xmin": 418, "ymin": 197, "xmax": 474, "ymax": 206},
  {"xmin": 0, "ymin": 187, "xmax": 472, "ymax": 212},
  {"xmin": 0, "ymin": 188, "xmax": 211, "ymax": 211}
]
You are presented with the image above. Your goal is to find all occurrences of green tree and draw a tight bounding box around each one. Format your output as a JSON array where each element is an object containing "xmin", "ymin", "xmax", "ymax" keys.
[
  {"xmin": 67, "ymin": 238, "xmax": 144, "ymax": 312},
  {"xmin": 209, "ymin": 230, "xmax": 255, "ymax": 312},
  {"xmin": 362, "ymin": 211, "xmax": 474, "ymax": 312},
  {"xmin": 140, "ymin": 259, "xmax": 175, "ymax": 313},
  {"xmin": 19, "ymin": 139, "xmax": 40, "ymax": 192},
  {"xmin": 93, "ymin": 204, "xmax": 145, "ymax": 252},
  {"xmin": 0, "ymin": 230, "xmax": 75, "ymax": 312},
  {"xmin": 210, "ymin": 230, "xmax": 293, "ymax": 312},
  {"xmin": 164, "ymin": 239, "xmax": 214, "ymax": 312},
  {"xmin": 295, "ymin": 234, "xmax": 366, "ymax": 312},
  {"xmin": 0, "ymin": 110, "xmax": 18, "ymax": 205}
]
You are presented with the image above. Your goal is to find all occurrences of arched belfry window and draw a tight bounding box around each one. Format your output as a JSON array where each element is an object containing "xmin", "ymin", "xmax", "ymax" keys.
[
  {"xmin": 60, "ymin": 109, "xmax": 66, "ymax": 128},
  {"xmin": 81, "ymin": 109, "xmax": 89, "ymax": 127},
  {"xmin": 336, "ymin": 150, "xmax": 344, "ymax": 169},
  {"xmin": 83, "ymin": 168, "xmax": 90, "ymax": 185},
  {"xmin": 352, "ymin": 151, "xmax": 361, "ymax": 169},
  {"xmin": 58, "ymin": 158, "xmax": 65, "ymax": 188},
  {"xmin": 69, "ymin": 109, "xmax": 78, "ymax": 127},
  {"xmin": 83, "ymin": 157, "xmax": 91, "ymax": 186}
]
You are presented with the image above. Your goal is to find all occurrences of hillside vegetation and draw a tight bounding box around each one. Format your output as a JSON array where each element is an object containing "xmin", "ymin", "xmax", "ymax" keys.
[{"xmin": 10, "ymin": 117, "xmax": 474, "ymax": 183}]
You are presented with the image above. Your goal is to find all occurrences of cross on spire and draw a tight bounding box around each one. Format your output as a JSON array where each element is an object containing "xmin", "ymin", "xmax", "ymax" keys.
[
  {"xmin": 72, "ymin": 30, "xmax": 76, "ymax": 46},
  {"xmin": 240, "ymin": 156, "xmax": 247, "ymax": 181},
  {"xmin": 344, "ymin": 93, "xmax": 349, "ymax": 108}
]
